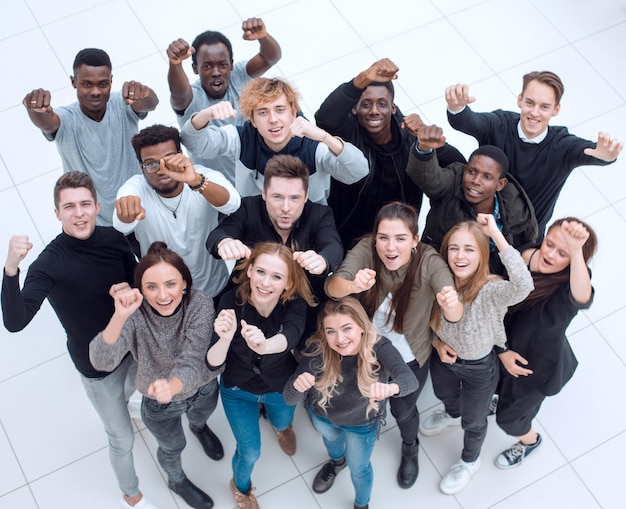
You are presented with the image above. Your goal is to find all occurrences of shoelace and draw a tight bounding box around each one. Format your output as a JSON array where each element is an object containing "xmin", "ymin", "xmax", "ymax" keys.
[
  {"xmin": 319, "ymin": 463, "xmax": 337, "ymax": 481},
  {"xmin": 448, "ymin": 462, "xmax": 470, "ymax": 480},
  {"xmin": 504, "ymin": 442, "xmax": 527, "ymax": 463},
  {"xmin": 430, "ymin": 409, "xmax": 448, "ymax": 425}
]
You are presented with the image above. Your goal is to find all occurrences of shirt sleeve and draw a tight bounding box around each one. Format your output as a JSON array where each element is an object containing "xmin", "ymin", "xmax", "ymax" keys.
[
  {"xmin": 406, "ymin": 145, "xmax": 459, "ymax": 200},
  {"xmin": 89, "ymin": 319, "xmax": 136, "ymax": 372},
  {"xmin": 315, "ymin": 139, "xmax": 368, "ymax": 185},
  {"xmin": 170, "ymin": 292, "xmax": 217, "ymax": 387},
  {"xmin": 2, "ymin": 265, "xmax": 52, "ymax": 332},
  {"xmin": 181, "ymin": 121, "xmax": 241, "ymax": 161},
  {"xmin": 376, "ymin": 337, "xmax": 419, "ymax": 397}
]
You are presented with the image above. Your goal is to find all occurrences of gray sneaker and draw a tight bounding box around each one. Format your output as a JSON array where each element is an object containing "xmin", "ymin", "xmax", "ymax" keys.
[{"xmin": 419, "ymin": 409, "xmax": 461, "ymax": 436}]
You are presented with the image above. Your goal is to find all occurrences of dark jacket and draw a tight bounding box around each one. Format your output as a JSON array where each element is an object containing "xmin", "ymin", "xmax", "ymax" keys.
[
  {"xmin": 406, "ymin": 146, "xmax": 538, "ymax": 275},
  {"xmin": 315, "ymin": 79, "xmax": 466, "ymax": 251},
  {"xmin": 206, "ymin": 195, "xmax": 343, "ymax": 326}
]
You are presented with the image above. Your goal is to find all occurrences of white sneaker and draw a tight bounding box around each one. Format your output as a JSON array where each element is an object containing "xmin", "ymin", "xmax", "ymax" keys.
[
  {"xmin": 419, "ymin": 409, "xmax": 461, "ymax": 436},
  {"xmin": 120, "ymin": 495, "xmax": 159, "ymax": 509},
  {"xmin": 440, "ymin": 458, "xmax": 481, "ymax": 495},
  {"xmin": 127, "ymin": 390, "xmax": 143, "ymax": 421}
]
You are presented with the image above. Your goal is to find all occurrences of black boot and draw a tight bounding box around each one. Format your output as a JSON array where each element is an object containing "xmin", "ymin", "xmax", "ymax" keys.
[{"xmin": 397, "ymin": 440, "xmax": 419, "ymax": 488}]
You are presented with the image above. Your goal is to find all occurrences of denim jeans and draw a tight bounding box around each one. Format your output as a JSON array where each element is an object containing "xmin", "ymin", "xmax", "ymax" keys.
[
  {"xmin": 388, "ymin": 358, "xmax": 429, "ymax": 444},
  {"xmin": 430, "ymin": 350, "xmax": 499, "ymax": 462},
  {"xmin": 309, "ymin": 408, "xmax": 377, "ymax": 507},
  {"xmin": 141, "ymin": 379, "xmax": 219, "ymax": 484},
  {"xmin": 80, "ymin": 354, "xmax": 139, "ymax": 497},
  {"xmin": 220, "ymin": 379, "xmax": 295, "ymax": 493}
]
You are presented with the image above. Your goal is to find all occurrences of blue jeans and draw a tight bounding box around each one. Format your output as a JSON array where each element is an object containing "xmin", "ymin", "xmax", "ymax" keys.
[
  {"xmin": 141, "ymin": 379, "xmax": 219, "ymax": 484},
  {"xmin": 430, "ymin": 350, "xmax": 499, "ymax": 462},
  {"xmin": 80, "ymin": 354, "xmax": 139, "ymax": 497},
  {"xmin": 309, "ymin": 408, "xmax": 377, "ymax": 507},
  {"xmin": 220, "ymin": 379, "xmax": 295, "ymax": 493}
]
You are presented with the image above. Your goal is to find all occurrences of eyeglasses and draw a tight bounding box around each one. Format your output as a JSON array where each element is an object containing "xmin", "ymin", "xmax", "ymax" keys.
[{"xmin": 141, "ymin": 161, "xmax": 161, "ymax": 173}]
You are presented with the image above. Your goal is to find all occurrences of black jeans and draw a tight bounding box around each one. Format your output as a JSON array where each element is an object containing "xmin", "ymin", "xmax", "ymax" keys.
[
  {"xmin": 142, "ymin": 379, "xmax": 219, "ymax": 483},
  {"xmin": 430, "ymin": 350, "xmax": 499, "ymax": 462},
  {"xmin": 388, "ymin": 357, "xmax": 430, "ymax": 444}
]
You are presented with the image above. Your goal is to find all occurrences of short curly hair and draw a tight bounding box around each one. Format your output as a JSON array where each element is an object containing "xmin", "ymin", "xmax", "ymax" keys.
[{"xmin": 238, "ymin": 77, "xmax": 300, "ymax": 121}]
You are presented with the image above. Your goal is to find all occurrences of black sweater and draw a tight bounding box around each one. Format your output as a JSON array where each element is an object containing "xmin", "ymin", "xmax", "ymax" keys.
[
  {"xmin": 2, "ymin": 228, "xmax": 136, "ymax": 378},
  {"xmin": 448, "ymin": 107, "xmax": 613, "ymax": 235}
]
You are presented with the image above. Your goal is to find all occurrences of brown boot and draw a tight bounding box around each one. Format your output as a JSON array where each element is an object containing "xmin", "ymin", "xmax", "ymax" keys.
[
  {"xmin": 276, "ymin": 424, "xmax": 297, "ymax": 456},
  {"xmin": 230, "ymin": 478, "xmax": 260, "ymax": 509}
]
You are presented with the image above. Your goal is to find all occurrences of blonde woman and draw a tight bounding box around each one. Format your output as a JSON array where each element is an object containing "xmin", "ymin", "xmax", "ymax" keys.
[{"xmin": 284, "ymin": 297, "xmax": 418, "ymax": 509}]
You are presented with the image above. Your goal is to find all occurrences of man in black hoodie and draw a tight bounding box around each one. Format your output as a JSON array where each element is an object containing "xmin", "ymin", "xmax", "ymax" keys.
[{"xmin": 315, "ymin": 58, "xmax": 466, "ymax": 252}]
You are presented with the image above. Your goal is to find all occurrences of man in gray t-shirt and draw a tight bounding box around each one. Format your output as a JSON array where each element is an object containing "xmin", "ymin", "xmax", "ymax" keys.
[
  {"xmin": 167, "ymin": 17, "xmax": 281, "ymax": 184},
  {"xmin": 23, "ymin": 48, "xmax": 159, "ymax": 227}
]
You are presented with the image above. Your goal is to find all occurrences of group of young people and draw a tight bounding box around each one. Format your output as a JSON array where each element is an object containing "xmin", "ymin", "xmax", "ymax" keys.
[{"xmin": 3, "ymin": 15, "xmax": 621, "ymax": 509}]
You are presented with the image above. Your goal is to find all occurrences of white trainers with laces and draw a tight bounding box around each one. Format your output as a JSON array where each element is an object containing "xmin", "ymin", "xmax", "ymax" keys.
[
  {"xmin": 419, "ymin": 409, "xmax": 461, "ymax": 436},
  {"xmin": 440, "ymin": 458, "xmax": 481, "ymax": 495}
]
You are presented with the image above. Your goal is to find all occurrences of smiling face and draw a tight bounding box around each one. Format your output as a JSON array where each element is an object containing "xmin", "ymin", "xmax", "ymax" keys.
[
  {"xmin": 141, "ymin": 261, "xmax": 187, "ymax": 316},
  {"xmin": 193, "ymin": 42, "xmax": 233, "ymax": 99},
  {"xmin": 517, "ymin": 79, "xmax": 560, "ymax": 140},
  {"xmin": 54, "ymin": 187, "xmax": 100, "ymax": 240},
  {"xmin": 262, "ymin": 176, "xmax": 308, "ymax": 238},
  {"xmin": 375, "ymin": 218, "xmax": 418, "ymax": 271},
  {"xmin": 139, "ymin": 140, "xmax": 183, "ymax": 198},
  {"xmin": 323, "ymin": 313, "xmax": 364, "ymax": 357},
  {"xmin": 246, "ymin": 252, "xmax": 290, "ymax": 310},
  {"xmin": 353, "ymin": 85, "xmax": 395, "ymax": 144},
  {"xmin": 71, "ymin": 64, "xmax": 112, "ymax": 121},
  {"xmin": 446, "ymin": 229, "xmax": 481, "ymax": 283},
  {"xmin": 535, "ymin": 225, "xmax": 571, "ymax": 274},
  {"xmin": 250, "ymin": 94, "xmax": 297, "ymax": 152},
  {"xmin": 462, "ymin": 155, "xmax": 507, "ymax": 214}
]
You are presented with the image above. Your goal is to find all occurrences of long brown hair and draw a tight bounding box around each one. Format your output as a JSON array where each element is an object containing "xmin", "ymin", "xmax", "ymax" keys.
[
  {"xmin": 135, "ymin": 241, "xmax": 192, "ymax": 303},
  {"xmin": 233, "ymin": 242, "xmax": 316, "ymax": 307},
  {"xmin": 430, "ymin": 221, "xmax": 494, "ymax": 331},
  {"xmin": 361, "ymin": 202, "xmax": 423, "ymax": 333},
  {"xmin": 304, "ymin": 297, "xmax": 381, "ymax": 418},
  {"xmin": 512, "ymin": 217, "xmax": 597, "ymax": 312}
]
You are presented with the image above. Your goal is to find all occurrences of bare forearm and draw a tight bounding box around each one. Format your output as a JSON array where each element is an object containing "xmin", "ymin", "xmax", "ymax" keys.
[
  {"xmin": 27, "ymin": 110, "xmax": 60, "ymax": 136},
  {"xmin": 168, "ymin": 63, "xmax": 193, "ymax": 111},
  {"xmin": 258, "ymin": 34, "xmax": 281, "ymax": 67},
  {"xmin": 264, "ymin": 333, "xmax": 288, "ymax": 354},
  {"xmin": 206, "ymin": 337, "xmax": 231, "ymax": 367},
  {"xmin": 326, "ymin": 275, "xmax": 354, "ymax": 298},
  {"xmin": 443, "ymin": 301, "xmax": 463, "ymax": 323},
  {"xmin": 569, "ymin": 252, "xmax": 592, "ymax": 304},
  {"xmin": 102, "ymin": 313, "xmax": 128, "ymax": 345},
  {"xmin": 132, "ymin": 88, "xmax": 159, "ymax": 113}
]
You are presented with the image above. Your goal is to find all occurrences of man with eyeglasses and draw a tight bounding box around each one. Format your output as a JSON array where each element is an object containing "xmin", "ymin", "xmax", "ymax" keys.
[
  {"xmin": 23, "ymin": 48, "xmax": 159, "ymax": 228},
  {"xmin": 113, "ymin": 125, "xmax": 240, "ymax": 298}
]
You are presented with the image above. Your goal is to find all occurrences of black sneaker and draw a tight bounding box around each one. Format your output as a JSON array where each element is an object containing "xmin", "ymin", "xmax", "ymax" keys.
[
  {"xmin": 495, "ymin": 434, "xmax": 542, "ymax": 469},
  {"xmin": 312, "ymin": 459, "xmax": 346, "ymax": 493}
]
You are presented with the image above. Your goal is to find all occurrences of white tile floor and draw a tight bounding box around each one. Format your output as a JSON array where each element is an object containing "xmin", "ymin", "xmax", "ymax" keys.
[{"xmin": 1, "ymin": 0, "xmax": 625, "ymax": 508}]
